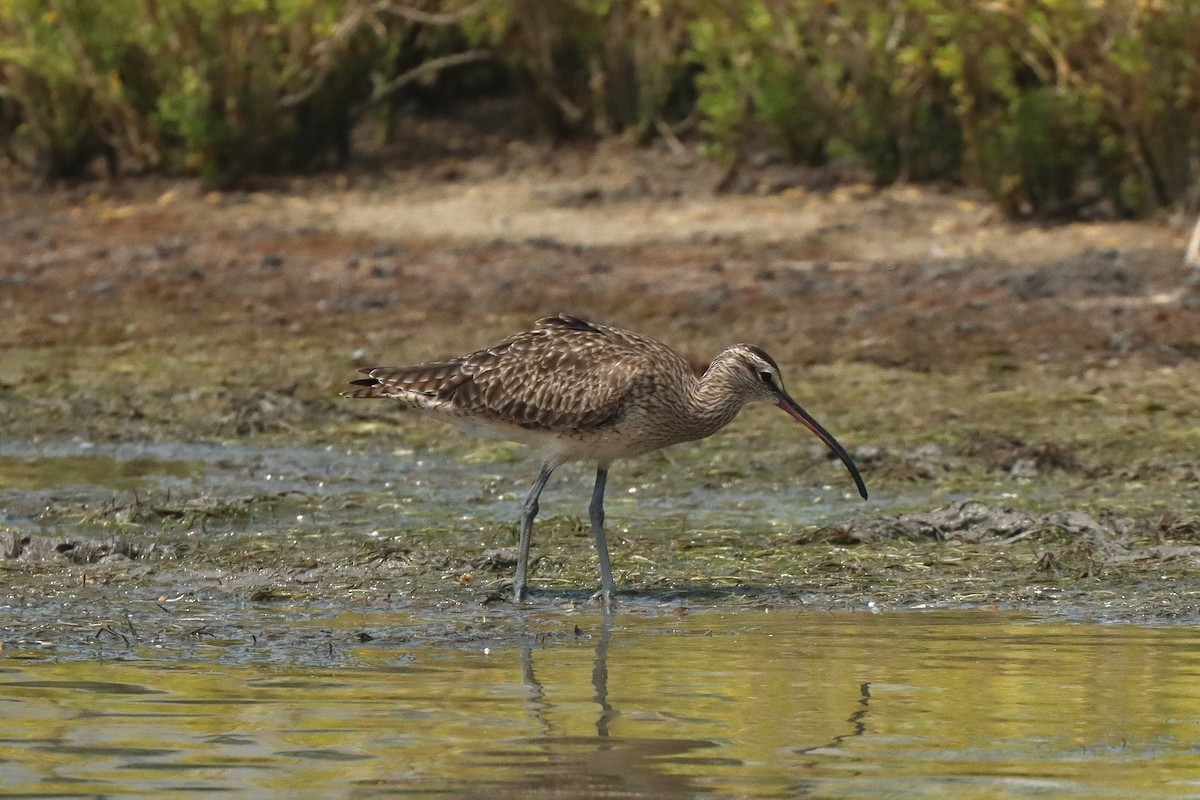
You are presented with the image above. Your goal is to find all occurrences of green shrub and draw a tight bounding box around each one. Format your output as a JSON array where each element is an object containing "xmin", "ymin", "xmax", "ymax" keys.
[
  {"xmin": 0, "ymin": 0, "xmax": 150, "ymax": 176},
  {"xmin": 483, "ymin": 0, "xmax": 694, "ymax": 137},
  {"xmin": 0, "ymin": 0, "xmax": 486, "ymax": 184},
  {"xmin": 1, "ymin": 0, "xmax": 1198, "ymax": 216},
  {"xmin": 688, "ymin": 0, "xmax": 1200, "ymax": 215},
  {"xmin": 688, "ymin": 1, "xmax": 965, "ymax": 180},
  {"xmin": 141, "ymin": 0, "xmax": 378, "ymax": 184}
]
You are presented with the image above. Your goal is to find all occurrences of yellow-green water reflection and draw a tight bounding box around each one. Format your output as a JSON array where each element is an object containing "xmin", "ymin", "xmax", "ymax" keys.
[{"xmin": 2, "ymin": 610, "xmax": 1199, "ymax": 798}]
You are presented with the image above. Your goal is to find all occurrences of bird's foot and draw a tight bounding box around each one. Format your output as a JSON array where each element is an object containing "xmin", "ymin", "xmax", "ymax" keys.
[
  {"xmin": 511, "ymin": 582, "xmax": 529, "ymax": 605},
  {"xmin": 589, "ymin": 588, "xmax": 618, "ymax": 613}
]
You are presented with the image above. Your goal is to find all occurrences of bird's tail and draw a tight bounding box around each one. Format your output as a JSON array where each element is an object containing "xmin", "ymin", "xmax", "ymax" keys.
[
  {"xmin": 340, "ymin": 362, "xmax": 468, "ymax": 400},
  {"xmin": 341, "ymin": 377, "xmax": 389, "ymax": 399}
]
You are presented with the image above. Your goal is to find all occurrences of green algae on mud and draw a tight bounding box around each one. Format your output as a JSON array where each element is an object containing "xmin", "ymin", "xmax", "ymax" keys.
[
  {"xmin": 4, "ymin": 176, "xmax": 1200, "ymax": 641},
  {"xmin": 4, "ymin": 430, "xmax": 1200, "ymax": 662},
  {"xmin": 4, "ymin": 517, "xmax": 1200, "ymax": 664},
  {"xmin": 5, "ymin": 346, "xmax": 1200, "ymax": 505},
  {"xmin": 4, "ymin": 356, "xmax": 1200, "ymax": 645}
]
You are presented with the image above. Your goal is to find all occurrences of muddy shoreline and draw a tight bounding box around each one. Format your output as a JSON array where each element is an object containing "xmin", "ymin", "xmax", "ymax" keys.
[{"xmin": 4, "ymin": 145, "xmax": 1200, "ymax": 654}]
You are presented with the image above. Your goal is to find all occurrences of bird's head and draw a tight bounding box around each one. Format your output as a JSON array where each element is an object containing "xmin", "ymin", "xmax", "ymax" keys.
[{"xmin": 721, "ymin": 344, "xmax": 868, "ymax": 500}]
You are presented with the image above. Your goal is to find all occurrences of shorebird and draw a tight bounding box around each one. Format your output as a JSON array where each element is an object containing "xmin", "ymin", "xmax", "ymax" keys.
[{"xmin": 344, "ymin": 314, "xmax": 867, "ymax": 608}]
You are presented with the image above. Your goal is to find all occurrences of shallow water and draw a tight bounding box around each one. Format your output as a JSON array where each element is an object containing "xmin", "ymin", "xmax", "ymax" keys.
[
  {"xmin": 0, "ymin": 452, "xmax": 202, "ymax": 492},
  {"xmin": 0, "ymin": 438, "xmax": 870, "ymax": 542},
  {"xmin": 3, "ymin": 440, "xmax": 1199, "ymax": 796},
  {"xmin": 3, "ymin": 610, "xmax": 1200, "ymax": 799}
]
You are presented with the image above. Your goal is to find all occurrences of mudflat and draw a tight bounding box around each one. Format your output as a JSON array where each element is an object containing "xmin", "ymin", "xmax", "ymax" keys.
[{"xmin": 3, "ymin": 142, "xmax": 1200, "ymax": 655}]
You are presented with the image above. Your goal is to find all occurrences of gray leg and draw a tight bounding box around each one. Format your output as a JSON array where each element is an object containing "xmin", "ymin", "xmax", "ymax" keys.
[
  {"xmin": 514, "ymin": 462, "xmax": 555, "ymax": 603},
  {"xmin": 589, "ymin": 466, "xmax": 617, "ymax": 610}
]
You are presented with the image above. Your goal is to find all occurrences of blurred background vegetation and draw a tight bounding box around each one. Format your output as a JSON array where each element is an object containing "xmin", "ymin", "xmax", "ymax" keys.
[{"xmin": 1, "ymin": 0, "xmax": 1198, "ymax": 217}]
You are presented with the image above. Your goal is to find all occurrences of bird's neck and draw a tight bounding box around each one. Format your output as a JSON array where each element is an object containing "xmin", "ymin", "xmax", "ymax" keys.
[{"xmin": 685, "ymin": 357, "xmax": 749, "ymax": 439}]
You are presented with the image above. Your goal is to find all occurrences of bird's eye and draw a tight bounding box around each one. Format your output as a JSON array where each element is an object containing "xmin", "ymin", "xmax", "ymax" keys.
[{"xmin": 758, "ymin": 370, "xmax": 774, "ymax": 385}]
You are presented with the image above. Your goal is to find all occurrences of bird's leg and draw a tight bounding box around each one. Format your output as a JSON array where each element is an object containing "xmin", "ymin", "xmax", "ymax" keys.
[
  {"xmin": 589, "ymin": 466, "xmax": 617, "ymax": 610},
  {"xmin": 514, "ymin": 462, "xmax": 555, "ymax": 603}
]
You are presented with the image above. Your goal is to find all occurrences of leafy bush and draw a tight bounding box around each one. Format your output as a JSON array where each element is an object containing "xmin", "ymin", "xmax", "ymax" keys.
[
  {"xmin": 0, "ymin": 0, "xmax": 151, "ymax": 177},
  {"xmin": 686, "ymin": 0, "xmax": 1200, "ymax": 215},
  {"xmin": 1, "ymin": 0, "xmax": 1198, "ymax": 216},
  {"xmin": 483, "ymin": 0, "xmax": 694, "ymax": 137},
  {"xmin": 688, "ymin": 0, "xmax": 962, "ymax": 180},
  {"xmin": 0, "ymin": 0, "xmax": 487, "ymax": 185},
  {"xmin": 142, "ymin": 0, "xmax": 377, "ymax": 183}
]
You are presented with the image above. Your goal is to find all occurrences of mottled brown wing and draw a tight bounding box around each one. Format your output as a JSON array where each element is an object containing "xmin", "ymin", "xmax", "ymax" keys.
[
  {"xmin": 345, "ymin": 314, "xmax": 682, "ymax": 433},
  {"xmin": 451, "ymin": 315, "xmax": 673, "ymax": 432}
]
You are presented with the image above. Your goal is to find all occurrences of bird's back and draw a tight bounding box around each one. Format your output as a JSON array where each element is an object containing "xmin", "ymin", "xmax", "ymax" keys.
[{"xmin": 345, "ymin": 314, "xmax": 693, "ymax": 440}]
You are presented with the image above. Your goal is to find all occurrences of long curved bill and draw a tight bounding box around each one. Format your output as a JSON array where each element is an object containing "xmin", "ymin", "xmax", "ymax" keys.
[{"xmin": 776, "ymin": 392, "xmax": 868, "ymax": 500}]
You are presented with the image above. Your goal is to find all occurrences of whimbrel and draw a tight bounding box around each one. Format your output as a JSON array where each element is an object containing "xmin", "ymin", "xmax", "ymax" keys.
[{"xmin": 344, "ymin": 314, "xmax": 867, "ymax": 608}]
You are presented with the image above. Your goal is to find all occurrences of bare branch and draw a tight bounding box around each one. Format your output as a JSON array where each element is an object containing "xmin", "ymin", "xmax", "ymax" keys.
[
  {"xmin": 277, "ymin": 2, "xmax": 384, "ymax": 111},
  {"xmin": 278, "ymin": 0, "xmax": 491, "ymax": 112},
  {"xmin": 354, "ymin": 49, "xmax": 491, "ymax": 114},
  {"xmin": 1186, "ymin": 210, "xmax": 1200, "ymax": 268},
  {"xmin": 377, "ymin": 0, "xmax": 490, "ymax": 26},
  {"xmin": 654, "ymin": 117, "xmax": 689, "ymax": 159}
]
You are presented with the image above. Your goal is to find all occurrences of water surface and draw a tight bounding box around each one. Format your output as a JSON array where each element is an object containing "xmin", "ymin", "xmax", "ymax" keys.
[{"xmin": 3, "ymin": 610, "xmax": 1198, "ymax": 798}]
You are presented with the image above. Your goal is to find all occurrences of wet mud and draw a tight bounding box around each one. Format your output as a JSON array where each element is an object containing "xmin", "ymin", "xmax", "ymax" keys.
[{"xmin": 3, "ymin": 144, "xmax": 1200, "ymax": 656}]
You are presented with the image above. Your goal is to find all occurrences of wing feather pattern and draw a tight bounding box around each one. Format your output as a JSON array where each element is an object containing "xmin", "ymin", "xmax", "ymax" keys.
[{"xmin": 343, "ymin": 314, "xmax": 682, "ymax": 434}]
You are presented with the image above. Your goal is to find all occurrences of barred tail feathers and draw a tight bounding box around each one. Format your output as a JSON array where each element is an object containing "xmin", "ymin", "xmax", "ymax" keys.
[{"xmin": 340, "ymin": 361, "xmax": 469, "ymax": 401}]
